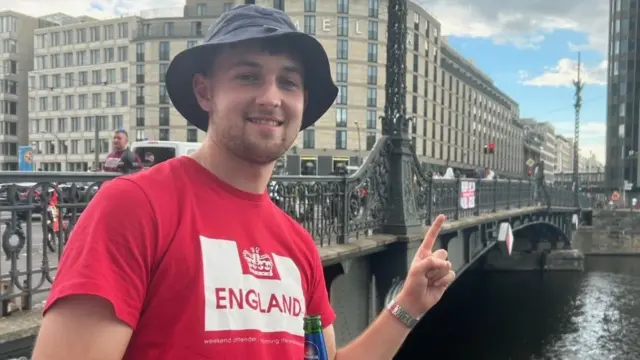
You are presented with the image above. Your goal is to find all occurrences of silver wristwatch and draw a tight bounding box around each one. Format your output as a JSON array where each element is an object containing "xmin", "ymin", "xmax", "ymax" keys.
[{"xmin": 386, "ymin": 300, "xmax": 420, "ymax": 329}]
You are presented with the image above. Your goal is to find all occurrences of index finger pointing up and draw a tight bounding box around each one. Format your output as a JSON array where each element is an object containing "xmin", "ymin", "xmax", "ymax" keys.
[{"xmin": 417, "ymin": 214, "xmax": 446, "ymax": 258}]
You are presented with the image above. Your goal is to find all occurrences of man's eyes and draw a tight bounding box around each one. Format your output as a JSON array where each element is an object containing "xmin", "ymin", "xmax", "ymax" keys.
[{"xmin": 235, "ymin": 73, "xmax": 301, "ymax": 89}]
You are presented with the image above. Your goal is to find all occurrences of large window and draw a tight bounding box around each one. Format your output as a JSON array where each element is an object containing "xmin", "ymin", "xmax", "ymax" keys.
[
  {"xmin": 337, "ymin": 39, "xmax": 348, "ymax": 59},
  {"xmin": 335, "ymin": 130, "xmax": 347, "ymax": 149},
  {"xmin": 304, "ymin": 15, "xmax": 316, "ymax": 35},
  {"xmin": 303, "ymin": 129, "xmax": 315, "ymax": 148}
]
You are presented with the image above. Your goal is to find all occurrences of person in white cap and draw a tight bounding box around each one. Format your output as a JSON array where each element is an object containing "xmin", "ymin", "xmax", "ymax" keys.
[{"xmin": 32, "ymin": 5, "xmax": 454, "ymax": 360}]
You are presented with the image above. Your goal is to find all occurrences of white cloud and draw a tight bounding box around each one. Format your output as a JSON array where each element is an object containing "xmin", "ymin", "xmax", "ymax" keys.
[
  {"xmin": 520, "ymin": 58, "xmax": 607, "ymax": 87},
  {"xmin": 553, "ymin": 121, "xmax": 606, "ymax": 163},
  {"xmin": 0, "ymin": 0, "xmax": 183, "ymax": 18},
  {"xmin": 416, "ymin": 1, "xmax": 610, "ymax": 89},
  {"xmin": 417, "ymin": 0, "xmax": 609, "ymax": 53}
]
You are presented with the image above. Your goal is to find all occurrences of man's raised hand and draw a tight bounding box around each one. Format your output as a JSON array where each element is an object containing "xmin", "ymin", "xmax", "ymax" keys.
[{"xmin": 396, "ymin": 215, "xmax": 456, "ymax": 318}]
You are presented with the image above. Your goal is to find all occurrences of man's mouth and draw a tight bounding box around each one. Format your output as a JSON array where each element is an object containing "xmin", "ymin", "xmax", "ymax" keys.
[{"xmin": 247, "ymin": 117, "xmax": 284, "ymax": 127}]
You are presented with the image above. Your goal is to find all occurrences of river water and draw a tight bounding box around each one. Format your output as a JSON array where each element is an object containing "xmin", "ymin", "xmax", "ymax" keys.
[{"xmin": 396, "ymin": 256, "xmax": 640, "ymax": 360}]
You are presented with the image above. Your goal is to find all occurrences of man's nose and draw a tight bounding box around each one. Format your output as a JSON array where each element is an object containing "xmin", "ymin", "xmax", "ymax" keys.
[{"xmin": 255, "ymin": 78, "xmax": 282, "ymax": 108}]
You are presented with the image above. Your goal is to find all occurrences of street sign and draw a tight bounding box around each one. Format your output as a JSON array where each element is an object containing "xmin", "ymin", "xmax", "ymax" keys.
[
  {"xmin": 625, "ymin": 181, "xmax": 633, "ymax": 191},
  {"xmin": 18, "ymin": 145, "xmax": 34, "ymax": 171},
  {"xmin": 526, "ymin": 158, "xmax": 535, "ymax": 167}
]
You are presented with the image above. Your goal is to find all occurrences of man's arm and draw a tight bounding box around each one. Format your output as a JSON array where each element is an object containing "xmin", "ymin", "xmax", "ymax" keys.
[
  {"xmin": 32, "ymin": 179, "xmax": 158, "ymax": 360},
  {"xmin": 34, "ymin": 296, "xmax": 133, "ymax": 360},
  {"xmin": 322, "ymin": 308, "xmax": 412, "ymax": 360},
  {"xmin": 323, "ymin": 279, "xmax": 450, "ymax": 360},
  {"xmin": 322, "ymin": 216, "xmax": 454, "ymax": 360},
  {"xmin": 322, "ymin": 304, "xmax": 411, "ymax": 360}
]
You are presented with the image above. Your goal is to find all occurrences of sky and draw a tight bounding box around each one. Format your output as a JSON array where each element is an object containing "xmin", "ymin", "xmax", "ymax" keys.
[
  {"xmin": 0, "ymin": 0, "xmax": 610, "ymax": 162},
  {"xmin": 417, "ymin": 0, "xmax": 609, "ymax": 163}
]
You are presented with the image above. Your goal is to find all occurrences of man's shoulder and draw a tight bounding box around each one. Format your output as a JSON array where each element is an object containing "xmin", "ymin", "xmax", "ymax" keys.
[
  {"xmin": 123, "ymin": 157, "xmax": 186, "ymax": 186},
  {"xmin": 99, "ymin": 157, "xmax": 189, "ymax": 207},
  {"xmin": 266, "ymin": 202, "xmax": 317, "ymax": 248}
]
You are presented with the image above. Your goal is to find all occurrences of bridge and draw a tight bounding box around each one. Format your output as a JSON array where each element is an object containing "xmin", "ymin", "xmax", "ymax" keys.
[
  {"xmin": 0, "ymin": 0, "xmax": 592, "ymax": 356},
  {"xmin": 0, "ymin": 137, "xmax": 592, "ymax": 355},
  {"xmin": 554, "ymin": 171, "xmax": 606, "ymax": 192}
]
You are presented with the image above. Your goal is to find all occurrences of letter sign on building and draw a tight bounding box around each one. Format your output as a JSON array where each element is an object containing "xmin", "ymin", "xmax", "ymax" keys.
[{"xmin": 320, "ymin": 18, "xmax": 364, "ymax": 35}]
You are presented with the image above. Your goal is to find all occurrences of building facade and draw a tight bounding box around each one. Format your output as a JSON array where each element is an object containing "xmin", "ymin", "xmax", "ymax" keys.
[
  {"xmin": 27, "ymin": 15, "xmax": 139, "ymax": 171},
  {"xmin": 606, "ymin": 0, "xmax": 638, "ymax": 189},
  {"xmin": 579, "ymin": 152, "xmax": 605, "ymax": 173},
  {"xmin": 438, "ymin": 41, "xmax": 522, "ymax": 177},
  {"xmin": 0, "ymin": 11, "xmax": 44, "ymax": 170},
  {"xmin": 522, "ymin": 123, "xmax": 542, "ymax": 178},
  {"xmin": 132, "ymin": 0, "xmax": 522, "ymax": 175},
  {"xmin": 555, "ymin": 135, "xmax": 573, "ymax": 173},
  {"xmin": 519, "ymin": 118, "xmax": 556, "ymax": 180},
  {"xmin": 22, "ymin": 0, "xmax": 524, "ymax": 175}
]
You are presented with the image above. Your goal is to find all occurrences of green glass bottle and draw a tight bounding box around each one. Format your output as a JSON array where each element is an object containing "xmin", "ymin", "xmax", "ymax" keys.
[{"xmin": 303, "ymin": 316, "xmax": 329, "ymax": 360}]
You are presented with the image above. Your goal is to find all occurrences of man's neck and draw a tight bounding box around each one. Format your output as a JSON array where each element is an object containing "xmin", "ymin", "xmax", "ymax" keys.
[{"xmin": 191, "ymin": 140, "xmax": 274, "ymax": 194}]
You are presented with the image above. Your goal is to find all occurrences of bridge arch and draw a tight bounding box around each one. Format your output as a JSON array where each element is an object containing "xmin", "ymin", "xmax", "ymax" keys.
[{"xmin": 512, "ymin": 220, "xmax": 570, "ymax": 244}]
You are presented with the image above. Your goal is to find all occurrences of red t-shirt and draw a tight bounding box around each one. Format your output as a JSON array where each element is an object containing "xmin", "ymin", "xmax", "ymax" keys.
[
  {"xmin": 102, "ymin": 150, "xmax": 142, "ymax": 172},
  {"xmin": 44, "ymin": 156, "xmax": 335, "ymax": 359},
  {"xmin": 102, "ymin": 150, "xmax": 124, "ymax": 172}
]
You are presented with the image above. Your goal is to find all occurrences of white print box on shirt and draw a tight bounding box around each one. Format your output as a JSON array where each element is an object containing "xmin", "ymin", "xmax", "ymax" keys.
[{"xmin": 200, "ymin": 237, "xmax": 306, "ymax": 337}]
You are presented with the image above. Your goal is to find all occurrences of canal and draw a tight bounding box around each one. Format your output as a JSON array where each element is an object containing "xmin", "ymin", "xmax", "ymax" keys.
[{"xmin": 396, "ymin": 256, "xmax": 640, "ymax": 360}]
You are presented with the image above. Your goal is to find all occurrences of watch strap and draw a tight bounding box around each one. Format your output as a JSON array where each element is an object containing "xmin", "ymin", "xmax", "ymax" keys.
[{"xmin": 386, "ymin": 300, "xmax": 420, "ymax": 329}]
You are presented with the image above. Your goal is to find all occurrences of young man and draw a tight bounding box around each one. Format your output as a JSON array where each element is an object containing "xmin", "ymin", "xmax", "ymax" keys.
[{"xmin": 32, "ymin": 5, "xmax": 455, "ymax": 360}]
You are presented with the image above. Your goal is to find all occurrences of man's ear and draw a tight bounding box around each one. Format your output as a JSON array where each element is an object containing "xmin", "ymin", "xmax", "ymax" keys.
[{"xmin": 193, "ymin": 74, "xmax": 212, "ymax": 112}]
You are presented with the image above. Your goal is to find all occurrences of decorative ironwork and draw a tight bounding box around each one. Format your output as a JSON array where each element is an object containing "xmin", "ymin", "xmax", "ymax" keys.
[
  {"xmin": 381, "ymin": 0, "xmax": 410, "ymax": 136},
  {"xmin": 0, "ymin": 158, "xmax": 592, "ymax": 315},
  {"xmin": 0, "ymin": 173, "xmax": 110, "ymax": 316},
  {"xmin": 573, "ymin": 52, "xmax": 583, "ymax": 207}
]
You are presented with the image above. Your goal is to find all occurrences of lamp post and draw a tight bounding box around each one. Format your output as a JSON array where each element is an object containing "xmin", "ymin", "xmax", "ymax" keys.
[
  {"xmin": 41, "ymin": 130, "xmax": 68, "ymax": 171},
  {"xmin": 381, "ymin": 0, "xmax": 408, "ymax": 137},
  {"xmin": 381, "ymin": 0, "xmax": 423, "ymax": 234},
  {"xmin": 572, "ymin": 52, "xmax": 583, "ymax": 207}
]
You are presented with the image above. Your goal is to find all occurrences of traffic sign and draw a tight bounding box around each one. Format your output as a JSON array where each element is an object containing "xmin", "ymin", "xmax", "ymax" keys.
[
  {"xmin": 625, "ymin": 181, "xmax": 633, "ymax": 191},
  {"xmin": 526, "ymin": 158, "xmax": 535, "ymax": 167}
]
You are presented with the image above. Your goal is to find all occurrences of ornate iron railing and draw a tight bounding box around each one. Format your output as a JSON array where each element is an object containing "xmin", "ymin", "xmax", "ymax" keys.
[{"xmin": 0, "ymin": 136, "xmax": 590, "ymax": 315}]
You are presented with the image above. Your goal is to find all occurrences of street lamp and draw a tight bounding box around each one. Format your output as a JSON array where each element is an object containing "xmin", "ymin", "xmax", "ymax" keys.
[{"xmin": 41, "ymin": 130, "xmax": 69, "ymax": 171}]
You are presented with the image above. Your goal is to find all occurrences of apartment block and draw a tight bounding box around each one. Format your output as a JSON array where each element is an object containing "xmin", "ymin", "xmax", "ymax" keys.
[
  {"xmin": 606, "ymin": 0, "xmax": 638, "ymax": 189},
  {"xmin": 438, "ymin": 40, "xmax": 523, "ymax": 177},
  {"xmin": 0, "ymin": 11, "xmax": 44, "ymax": 170},
  {"xmin": 27, "ymin": 14, "xmax": 139, "ymax": 171},
  {"xmin": 555, "ymin": 135, "xmax": 573, "ymax": 174},
  {"xmin": 21, "ymin": 0, "xmax": 526, "ymax": 175}
]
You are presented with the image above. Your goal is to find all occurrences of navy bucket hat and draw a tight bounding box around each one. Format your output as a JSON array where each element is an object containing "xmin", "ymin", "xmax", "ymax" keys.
[{"xmin": 165, "ymin": 4, "xmax": 338, "ymax": 132}]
